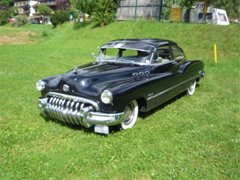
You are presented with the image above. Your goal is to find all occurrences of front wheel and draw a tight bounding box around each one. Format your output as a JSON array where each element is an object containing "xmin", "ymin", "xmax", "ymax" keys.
[
  {"xmin": 121, "ymin": 100, "xmax": 139, "ymax": 130},
  {"xmin": 187, "ymin": 81, "xmax": 196, "ymax": 96}
]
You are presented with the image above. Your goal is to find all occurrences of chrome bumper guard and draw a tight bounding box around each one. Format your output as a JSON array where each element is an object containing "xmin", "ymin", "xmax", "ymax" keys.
[{"xmin": 38, "ymin": 92, "xmax": 125, "ymax": 128}]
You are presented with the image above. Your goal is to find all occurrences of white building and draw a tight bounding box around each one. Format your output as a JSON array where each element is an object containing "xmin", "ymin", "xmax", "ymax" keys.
[{"xmin": 14, "ymin": 0, "xmax": 38, "ymax": 17}]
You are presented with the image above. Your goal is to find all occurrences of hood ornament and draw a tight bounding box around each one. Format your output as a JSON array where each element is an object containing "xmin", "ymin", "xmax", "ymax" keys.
[{"xmin": 63, "ymin": 84, "xmax": 69, "ymax": 92}]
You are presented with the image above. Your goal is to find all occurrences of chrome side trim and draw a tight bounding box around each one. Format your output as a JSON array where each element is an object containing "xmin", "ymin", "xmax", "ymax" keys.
[
  {"xmin": 47, "ymin": 92, "xmax": 99, "ymax": 111},
  {"xmin": 147, "ymin": 75, "xmax": 200, "ymax": 101}
]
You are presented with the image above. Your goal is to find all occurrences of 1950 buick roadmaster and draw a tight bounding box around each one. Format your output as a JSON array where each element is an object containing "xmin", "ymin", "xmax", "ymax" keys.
[{"xmin": 36, "ymin": 39, "xmax": 205, "ymax": 134}]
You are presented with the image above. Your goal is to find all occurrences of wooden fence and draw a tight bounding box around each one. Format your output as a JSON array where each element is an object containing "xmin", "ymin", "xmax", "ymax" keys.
[{"xmin": 117, "ymin": 0, "xmax": 163, "ymax": 20}]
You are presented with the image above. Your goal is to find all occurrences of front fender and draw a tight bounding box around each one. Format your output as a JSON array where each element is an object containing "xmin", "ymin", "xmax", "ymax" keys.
[
  {"xmin": 41, "ymin": 74, "xmax": 62, "ymax": 96},
  {"xmin": 101, "ymin": 79, "xmax": 151, "ymax": 112}
]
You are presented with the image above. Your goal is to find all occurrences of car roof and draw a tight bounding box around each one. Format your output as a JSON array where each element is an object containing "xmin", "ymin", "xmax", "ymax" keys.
[{"xmin": 100, "ymin": 39, "xmax": 177, "ymax": 52}]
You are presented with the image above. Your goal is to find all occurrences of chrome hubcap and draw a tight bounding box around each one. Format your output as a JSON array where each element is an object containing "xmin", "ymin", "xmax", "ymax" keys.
[
  {"xmin": 188, "ymin": 82, "xmax": 196, "ymax": 95},
  {"xmin": 123, "ymin": 103, "xmax": 134, "ymax": 125}
]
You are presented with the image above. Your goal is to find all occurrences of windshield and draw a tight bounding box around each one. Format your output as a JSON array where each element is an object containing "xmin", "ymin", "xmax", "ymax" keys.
[{"xmin": 97, "ymin": 48, "xmax": 153, "ymax": 64}]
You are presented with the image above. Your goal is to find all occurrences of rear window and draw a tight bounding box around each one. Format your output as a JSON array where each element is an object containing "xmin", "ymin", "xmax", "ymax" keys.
[{"xmin": 171, "ymin": 46, "xmax": 183, "ymax": 60}]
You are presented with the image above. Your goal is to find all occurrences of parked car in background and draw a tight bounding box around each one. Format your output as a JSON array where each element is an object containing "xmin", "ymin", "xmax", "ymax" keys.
[
  {"xmin": 30, "ymin": 19, "xmax": 40, "ymax": 24},
  {"xmin": 36, "ymin": 39, "xmax": 205, "ymax": 134}
]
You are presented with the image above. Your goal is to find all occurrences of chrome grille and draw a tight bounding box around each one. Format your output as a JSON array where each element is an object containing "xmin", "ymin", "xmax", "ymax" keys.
[{"xmin": 44, "ymin": 92, "xmax": 99, "ymax": 127}]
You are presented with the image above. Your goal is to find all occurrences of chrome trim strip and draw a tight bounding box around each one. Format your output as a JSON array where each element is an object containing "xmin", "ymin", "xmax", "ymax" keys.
[
  {"xmin": 74, "ymin": 102, "xmax": 80, "ymax": 125},
  {"xmin": 100, "ymin": 46, "xmax": 156, "ymax": 52},
  {"xmin": 71, "ymin": 102, "xmax": 77, "ymax": 125},
  {"xmin": 86, "ymin": 112, "xmax": 125, "ymax": 126},
  {"xmin": 47, "ymin": 92, "xmax": 99, "ymax": 111},
  {"xmin": 69, "ymin": 101, "xmax": 76, "ymax": 124},
  {"xmin": 55, "ymin": 98, "xmax": 60, "ymax": 120},
  {"xmin": 58, "ymin": 99, "xmax": 63, "ymax": 121},
  {"xmin": 147, "ymin": 75, "xmax": 199, "ymax": 101},
  {"xmin": 52, "ymin": 97, "xmax": 58, "ymax": 119}
]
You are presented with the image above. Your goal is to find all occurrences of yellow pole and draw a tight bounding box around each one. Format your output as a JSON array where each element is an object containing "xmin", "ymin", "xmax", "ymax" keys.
[{"xmin": 214, "ymin": 44, "xmax": 217, "ymax": 64}]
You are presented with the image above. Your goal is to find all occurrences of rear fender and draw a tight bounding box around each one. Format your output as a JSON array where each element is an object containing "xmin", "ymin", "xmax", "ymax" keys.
[{"xmin": 179, "ymin": 60, "xmax": 204, "ymax": 75}]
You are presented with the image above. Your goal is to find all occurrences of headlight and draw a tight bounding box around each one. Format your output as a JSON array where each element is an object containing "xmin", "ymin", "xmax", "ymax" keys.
[
  {"xmin": 36, "ymin": 80, "xmax": 46, "ymax": 91},
  {"xmin": 101, "ymin": 90, "xmax": 113, "ymax": 104}
]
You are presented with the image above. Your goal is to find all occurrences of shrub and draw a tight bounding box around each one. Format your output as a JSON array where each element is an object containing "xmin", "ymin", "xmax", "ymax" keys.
[
  {"xmin": 50, "ymin": 11, "xmax": 69, "ymax": 28},
  {"xmin": 73, "ymin": 21, "xmax": 90, "ymax": 29},
  {"xmin": 71, "ymin": 0, "xmax": 96, "ymax": 15},
  {"xmin": 9, "ymin": 7, "xmax": 19, "ymax": 18},
  {"xmin": 92, "ymin": 0, "xmax": 116, "ymax": 27},
  {"xmin": 0, "ymin": 10, "xmax": 9, "ymax": 25},
  {"xmin": 68, "ymin": 7, "xmax": 79, "ymax": 20},
  {"xmin": 37, "ymin": 4, "xmax": 52, "ymax": 15},
  {"xmin": 42, "ymin": 30, "xmax": 48, "ymax": 37},
  {"xmin": 12, "ymin": 15, "xmax": 28, "ymax": 27}
]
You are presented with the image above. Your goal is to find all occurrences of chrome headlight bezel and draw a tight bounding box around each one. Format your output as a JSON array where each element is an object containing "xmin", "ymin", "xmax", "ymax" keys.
[
  {"xmin": 36, "ymin": 80, "xmax": 46, "ymax": 91},
  {"xmin": 101, "ymin": 90, "xmax": 113, "ymax": 104}
]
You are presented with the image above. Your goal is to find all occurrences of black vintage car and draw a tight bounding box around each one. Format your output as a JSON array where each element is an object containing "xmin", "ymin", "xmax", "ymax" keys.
[{"xmin": 37, "ymin": 39, "xmax": 205, "ymax": 134}]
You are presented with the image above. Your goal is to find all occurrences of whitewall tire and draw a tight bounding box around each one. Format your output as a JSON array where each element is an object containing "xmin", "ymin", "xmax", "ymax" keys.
[
  {"xmin": 121, "ymin": 100, "xmax": 139, "ymax": 130},
  {"xmin": 187, "ymin": 81, "xmax": 196, "ymax": 96}
]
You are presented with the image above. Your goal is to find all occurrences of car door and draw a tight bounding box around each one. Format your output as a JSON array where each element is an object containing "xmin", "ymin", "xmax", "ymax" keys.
[
  {"xmin": 168, "ymin": 45, "xmax": 188, "ymax": 95},
  {"xmin": 146, "ymin": 45, "xmax": 185, "ymax": 110}
]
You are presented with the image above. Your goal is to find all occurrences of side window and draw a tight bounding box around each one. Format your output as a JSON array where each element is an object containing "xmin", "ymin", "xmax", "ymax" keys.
[
  {"xmin": 157, "ymin": 46, "xmax": 171, "ymax": 60},
  {"xmin": 171, "ymin": 46, "xmax": 184, "ymax": 60}
]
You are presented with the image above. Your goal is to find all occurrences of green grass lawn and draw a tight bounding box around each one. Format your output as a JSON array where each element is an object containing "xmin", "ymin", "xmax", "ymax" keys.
[{"xmin": 0, "ymin": 21, "xmax": 239, "ymax": 179}]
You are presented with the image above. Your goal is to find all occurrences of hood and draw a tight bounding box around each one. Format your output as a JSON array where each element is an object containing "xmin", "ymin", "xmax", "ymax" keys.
[{"xmin": 59, "ymin": 62, "xmax": 149, "ymax": 96}]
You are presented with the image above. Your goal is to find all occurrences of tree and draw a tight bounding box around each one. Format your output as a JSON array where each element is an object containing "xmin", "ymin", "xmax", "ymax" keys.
[
  {"xmin": 50, "ymin": 10, "xmax": 69, "ymax": 27},
  {"xmin": 0, "ymin": 10, "xmax": 9, "ymax": 25},
  {"xmin": 0, "ymin": 0, "xmax": 13, "ymax": 8},
  {"xmin": 37, "ymin": 4, "xmax": 52, "ymax": 16},
  {"xmin": 92, "ymin": 0, "xmax": 116, "ymax": 27},
  {"xmin": 68, "ymin": 7, "xmax": 78, "ymax": 19},
  {"xmin": 37, "ymin": 4, "xmax": 53, "ymax": 24},
  {"xmin": 212, "ymin": 0, "xmax": 240, "ymax": 19},
  {"xmin": 70, "ymin": 0, "xmax": 96, "ymax": 15},
  {"xmin": 0, "ymin": 0, "xmax": 14, "ymax": 25},
  {"xmin": 9, "ymin": 6, "xmax": 18, "ymax": 17},
  {"xmin": 180, "ymin": 0, "xmax": 196, "ymax": 22}
]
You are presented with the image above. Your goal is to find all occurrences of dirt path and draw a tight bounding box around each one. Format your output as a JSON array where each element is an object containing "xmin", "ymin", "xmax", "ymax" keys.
[{"xmin": 0, "ymin": 31, "xmax": 38, "ymax": 45}]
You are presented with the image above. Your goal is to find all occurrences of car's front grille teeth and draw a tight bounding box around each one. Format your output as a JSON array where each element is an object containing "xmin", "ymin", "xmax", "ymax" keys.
[{"xmin": 45, "ymin": 94, "xmax": 95, "ymax": 126}]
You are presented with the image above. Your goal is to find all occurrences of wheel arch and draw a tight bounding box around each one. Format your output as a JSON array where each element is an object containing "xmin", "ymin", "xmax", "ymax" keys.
[{"xmin": 136, "ymin": 97, "xmax": 147, "ymax": 112}]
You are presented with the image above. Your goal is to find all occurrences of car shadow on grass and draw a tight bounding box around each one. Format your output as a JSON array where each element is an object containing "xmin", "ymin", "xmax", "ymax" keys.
[
  {"xmin": 139, "ymin": 83, "xmax": 200, "ymax": 119},
  {"xmin": 139, "ymin": 91, "xmax": 187, "ymax": 119},
  {"xmin": 42, "ymin": 115, "xmax": 94, "ymax": 134},
  {"xmin": 42, "ymin": 115, "xmax": 122, "ymax": 135}
]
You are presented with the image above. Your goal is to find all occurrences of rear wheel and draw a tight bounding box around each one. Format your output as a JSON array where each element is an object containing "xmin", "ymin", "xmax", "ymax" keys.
[
  {"xmin": 187, "ymin": 81, "xmax": 196, "ymax": 96},
  {"xmin": 121, "ymin": 100, "xmax": 139, "ymax": 130}
]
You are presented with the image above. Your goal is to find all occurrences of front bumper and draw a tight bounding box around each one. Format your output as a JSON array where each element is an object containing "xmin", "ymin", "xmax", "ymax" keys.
[{"xmin": 38, "ymin": 97, "xmax": 125, "ymax": 128}]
